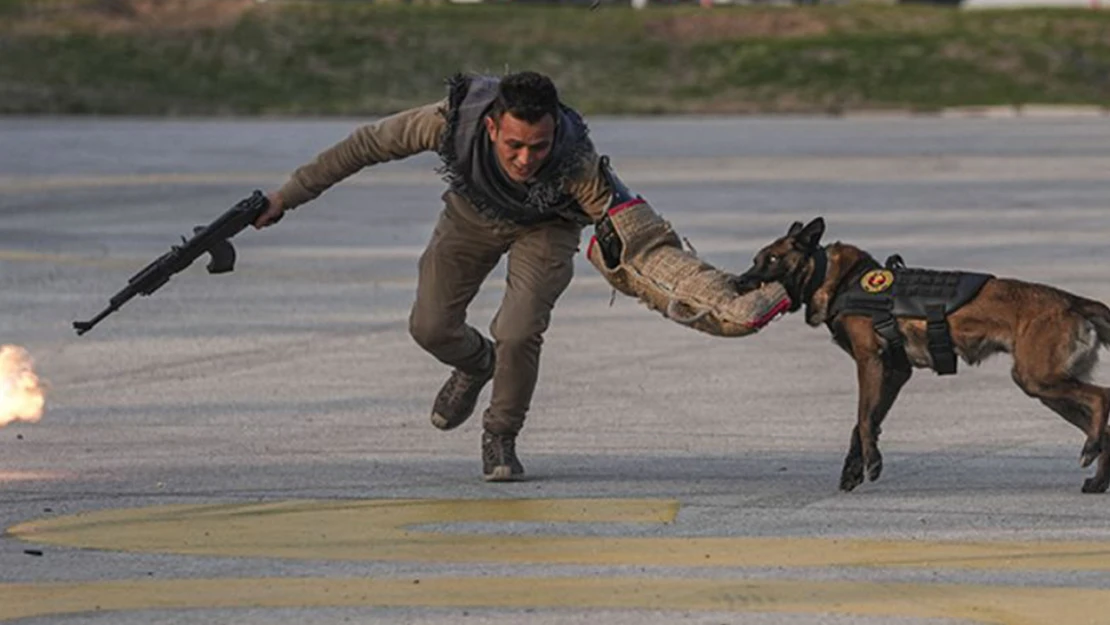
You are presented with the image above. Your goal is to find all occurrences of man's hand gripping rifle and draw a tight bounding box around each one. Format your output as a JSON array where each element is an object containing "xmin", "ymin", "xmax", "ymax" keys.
[{"xmin": 72, "ymin": 190, "xmax": 278, "ymax": 336}]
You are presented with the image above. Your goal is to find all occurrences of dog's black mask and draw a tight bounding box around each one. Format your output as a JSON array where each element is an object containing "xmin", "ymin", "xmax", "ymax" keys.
[{"xmin": 732, "ymin": 217, "xmax": 826, "ymax": 313}]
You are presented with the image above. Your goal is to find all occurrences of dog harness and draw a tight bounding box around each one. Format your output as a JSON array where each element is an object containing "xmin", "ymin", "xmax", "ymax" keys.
[{"xmin": 827, "ymin": 254, "xmax": 992, "ymax": 375}]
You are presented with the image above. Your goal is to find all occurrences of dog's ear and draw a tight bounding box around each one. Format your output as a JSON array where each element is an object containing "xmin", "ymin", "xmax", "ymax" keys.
[
  {"xmin": 794, "ymin": 217, "xmax": 825, "ymax": 250},
  {"xmin": 787, "ymin": 221, "xmax": 805, "ymax": 237}
]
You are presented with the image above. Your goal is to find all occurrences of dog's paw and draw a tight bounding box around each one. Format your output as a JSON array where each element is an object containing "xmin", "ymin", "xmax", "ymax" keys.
[
  {"xmin": 839, "ymin": 460, "xmax": 864, "ymax": 492},
  {"xmin": 1082, "ymin": 475, "xmax": 1109, "ymax": 494},
  {"xmin": 866, "ymin": 452, "xmax": 883, "ymax": 482},
  {"xmin": 1080, "ymin": 438, "xmax": 1102, "ymax": 468}
]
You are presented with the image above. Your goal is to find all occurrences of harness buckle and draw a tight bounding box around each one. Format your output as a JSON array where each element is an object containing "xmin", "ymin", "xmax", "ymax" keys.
[
  {"xmin": 884, "ymin": 254, "xmax": 906, "ymax": 270},
  {"xmin": 871, "ymin": 311, "xmax": 910, "ymax": 372}
]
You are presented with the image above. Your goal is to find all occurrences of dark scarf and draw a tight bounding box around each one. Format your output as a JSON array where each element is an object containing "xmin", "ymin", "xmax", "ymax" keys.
[{"xmin": 436, "ymin": 73, "xmax": 595, "ymax": 226}]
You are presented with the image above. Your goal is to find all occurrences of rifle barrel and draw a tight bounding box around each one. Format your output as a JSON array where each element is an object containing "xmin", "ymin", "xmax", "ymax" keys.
[{"xmin": 73, "ymin": 305, "xmax": 118, "ymax": 335}]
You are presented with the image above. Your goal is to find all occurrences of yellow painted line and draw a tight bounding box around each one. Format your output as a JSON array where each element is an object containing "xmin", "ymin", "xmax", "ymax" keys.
[
  {"xmin": 1, "ymin": 576, "xmax": 1108, "ymax": 625},
  {"xmin": 9, "ymin": 498, "xmax": 1110, "ymax": 624},
  {"xmin": 10, "ymin": 498, "xmax": 1110, "ymax": 571}
]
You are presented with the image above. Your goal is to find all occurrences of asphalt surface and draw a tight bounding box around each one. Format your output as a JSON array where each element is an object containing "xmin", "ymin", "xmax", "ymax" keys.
[{"xmin": 3, "ymin": 115, "xmax": 1110, "ymax": 624}]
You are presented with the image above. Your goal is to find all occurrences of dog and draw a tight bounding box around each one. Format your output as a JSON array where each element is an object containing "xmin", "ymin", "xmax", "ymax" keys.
[{"xmin": 733, "ymin": 217, "xmax": 1110, "ymax": 494}]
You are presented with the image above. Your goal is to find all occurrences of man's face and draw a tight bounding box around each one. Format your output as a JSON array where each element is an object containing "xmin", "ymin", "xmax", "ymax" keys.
[{"xmin": 484, "ymin": 112, "xmax": 555, "ymax": 182}]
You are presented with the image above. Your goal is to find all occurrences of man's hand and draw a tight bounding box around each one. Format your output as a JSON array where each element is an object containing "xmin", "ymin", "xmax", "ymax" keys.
[{"xmin": 253, "ymin": 191, "xmax": 286, "ymax": 229}]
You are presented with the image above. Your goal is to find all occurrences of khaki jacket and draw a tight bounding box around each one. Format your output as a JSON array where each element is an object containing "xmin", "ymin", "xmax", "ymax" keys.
[{"xmin": 278, "ymin": 100, "xmax": 613, "ymax": 223}]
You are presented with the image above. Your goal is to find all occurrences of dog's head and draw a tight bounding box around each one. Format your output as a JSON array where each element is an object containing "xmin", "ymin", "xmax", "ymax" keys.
[{"xmin": 732, "ymin": 217, "xmax": 826, "ymax": 316}]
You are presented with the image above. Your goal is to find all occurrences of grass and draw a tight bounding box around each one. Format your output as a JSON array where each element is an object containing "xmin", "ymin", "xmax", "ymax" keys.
[{"xmin": 2, "ymin": 1, "xmax": 1110, "ymax": 115}]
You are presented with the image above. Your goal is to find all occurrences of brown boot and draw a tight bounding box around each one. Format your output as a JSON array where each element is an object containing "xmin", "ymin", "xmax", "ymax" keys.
[
  {"xmin": 430, "ymin": 340, "xmax": 494, "ymax": 431},
  {"xmin": 482, "ymin": 430, "xmax": 525, "ymax": 482}
]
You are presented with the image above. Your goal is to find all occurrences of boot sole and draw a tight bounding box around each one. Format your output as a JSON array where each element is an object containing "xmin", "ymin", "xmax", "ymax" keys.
[
  {"xmin": 483, "ymin": 466, "xmax": 525, "ymax": 482},
  {"xmin": 430, "ymin": 411, "xmax": 470, "ymax": 431}
]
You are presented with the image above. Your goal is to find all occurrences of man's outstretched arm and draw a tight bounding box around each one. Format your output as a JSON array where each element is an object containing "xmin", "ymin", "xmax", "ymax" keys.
[
  {"xmin": 255, "ymin": 100, "xmax": 447, "ymax": 227},
  {"xmin": 566, "ymin": 152, "xmax": 791, "ymax": 338}
]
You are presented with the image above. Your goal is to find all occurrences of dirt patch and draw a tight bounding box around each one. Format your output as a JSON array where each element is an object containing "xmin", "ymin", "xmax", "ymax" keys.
[
  {"xmin": 7, "ymin": 0, "xmax": 263, "ymax": 35},
  {"xmin": 644, "ymin": 11, "xmax": 831, "ymax": 42}
]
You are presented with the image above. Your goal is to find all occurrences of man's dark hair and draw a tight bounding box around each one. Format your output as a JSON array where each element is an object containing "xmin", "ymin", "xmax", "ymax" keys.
[{"xmin": 490, "ymin": 71, "xmax": 559, "ymax": 124}]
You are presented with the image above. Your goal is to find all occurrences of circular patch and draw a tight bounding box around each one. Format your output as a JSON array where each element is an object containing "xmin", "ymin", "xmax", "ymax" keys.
[{"xmin": 860, "ymin": 269, "xmax": 895, "ymax": 293}]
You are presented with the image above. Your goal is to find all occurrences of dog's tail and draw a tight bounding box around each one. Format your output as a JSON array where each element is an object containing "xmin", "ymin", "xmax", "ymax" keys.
[{"xmin": 1074, "ymin": 297, "xmax": 1110, "ymax": 346}]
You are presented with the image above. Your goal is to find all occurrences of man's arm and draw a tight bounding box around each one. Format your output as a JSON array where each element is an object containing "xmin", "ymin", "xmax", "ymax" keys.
[
  {"xmin": 569, "ymin": 150, "xmax": 792, "ymax": 338},
  {"xmin": 564, "ymin": 149, "xmax": 613, "ymax": 223},
  {"xmin": 255, "ymin": 99, "xmax": 447, "ymax": 227}
]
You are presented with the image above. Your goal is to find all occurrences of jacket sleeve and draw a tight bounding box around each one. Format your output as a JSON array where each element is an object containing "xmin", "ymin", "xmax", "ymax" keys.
[
  {"xmin": 278, "ymin": 99, "xmax": 448, "ymax": 209},
  {"xmin": 563, "ymin": 148, "xmax": 615, "ymax": 224}
]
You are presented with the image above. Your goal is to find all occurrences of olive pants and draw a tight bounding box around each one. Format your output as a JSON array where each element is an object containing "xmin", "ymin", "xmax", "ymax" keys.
[{"xmin": 408, "ymin": 192, "xmax": 582, "ymax": 436}]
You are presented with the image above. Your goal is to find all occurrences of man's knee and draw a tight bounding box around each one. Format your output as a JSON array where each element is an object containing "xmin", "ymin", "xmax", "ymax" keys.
[
  {"xmin": 409, "ymin": 306, "xmax": 457, "ymax": 351},
  {"xmin": 491, "ymin": 312, "xmax": 548, "ymax": 351}
]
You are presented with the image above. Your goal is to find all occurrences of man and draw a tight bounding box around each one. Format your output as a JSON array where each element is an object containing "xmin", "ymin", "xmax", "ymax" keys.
[{"xmin": 254, "ymin": 71, "xmax": 786, "ymax": 482}]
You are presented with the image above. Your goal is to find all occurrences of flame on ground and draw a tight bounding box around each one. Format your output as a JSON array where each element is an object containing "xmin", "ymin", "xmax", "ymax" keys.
[{"xmin": 0, "ymin": 345, "xmax": 46, "ymax": 428}]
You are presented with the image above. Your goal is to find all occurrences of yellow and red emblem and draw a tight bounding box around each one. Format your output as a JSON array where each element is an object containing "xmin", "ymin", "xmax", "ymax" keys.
[{"xmin": 860, "ymin": 269, "xmax": 895, "ymax": 294}]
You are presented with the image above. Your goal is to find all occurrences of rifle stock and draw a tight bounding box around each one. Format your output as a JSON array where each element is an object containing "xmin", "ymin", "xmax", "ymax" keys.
[{"xmin": 73, "ymin": 190, "xmax": 275, "ymax": 336}]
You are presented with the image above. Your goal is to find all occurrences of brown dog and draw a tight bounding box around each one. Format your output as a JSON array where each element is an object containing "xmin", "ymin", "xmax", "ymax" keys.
[{"xmin": 734, "ymin": 217, "xmax": 1110, "ymax": 493}]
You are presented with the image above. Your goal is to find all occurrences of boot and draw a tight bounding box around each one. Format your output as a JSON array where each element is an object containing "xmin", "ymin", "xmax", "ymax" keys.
[
  {"xmin": 482, "ymin": 430, "xmax": 524, "ymax": 482},
  {"xmin": 430, "ymin": 339, "xmax": 494, "ymax": 431}
]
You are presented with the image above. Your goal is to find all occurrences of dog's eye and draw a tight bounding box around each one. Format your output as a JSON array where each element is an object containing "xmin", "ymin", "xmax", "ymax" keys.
[{"xmin": 768, "ymin": 255, "xmax": 780, "ymax": 264}]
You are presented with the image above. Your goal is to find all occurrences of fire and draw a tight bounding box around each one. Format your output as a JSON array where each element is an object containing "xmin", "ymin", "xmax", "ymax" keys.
[{"xmin": 0, "ymin": 345, "xmax": 46, "ymax": 427}]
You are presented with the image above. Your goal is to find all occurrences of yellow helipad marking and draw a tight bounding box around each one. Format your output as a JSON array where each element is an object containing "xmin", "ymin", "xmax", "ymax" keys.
[
  {"xmin": 9, "ymin": 498, "xmax": 1110, "ymax": 571},
  {"xmin": 8, "ymin": 498, "xmax": 1110, "ymax": 624},
  {"xmin": 1, "ymin": 576, "xmax": 1108, "ymax": 624}
]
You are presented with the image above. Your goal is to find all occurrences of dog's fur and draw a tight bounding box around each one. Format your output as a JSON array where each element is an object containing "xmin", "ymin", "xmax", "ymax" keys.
[{"xmin": 734, "ymin": 218, "xmax": 1110, "ymax": 493}]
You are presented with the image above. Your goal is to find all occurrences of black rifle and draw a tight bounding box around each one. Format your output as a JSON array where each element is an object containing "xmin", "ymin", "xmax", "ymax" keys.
[{"xmin": 73, "ymin": 190, "xmax": 278, "ymax": 336}]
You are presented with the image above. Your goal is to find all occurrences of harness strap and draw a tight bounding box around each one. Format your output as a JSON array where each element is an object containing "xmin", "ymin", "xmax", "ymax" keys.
[
  {"xmin": 839, "ymin": 295, "xmax": 911, "ymax": 372},
  {"xmin": 872, "ymin": 313, "xmax": 911, "ymax": 372},
  {"xmin": 925, "ymin": 304, "xmax": 958, "ymax": 375},
  {"xmin": 803, "ymin": 246, "xmax": 828, "ymax": 305}
]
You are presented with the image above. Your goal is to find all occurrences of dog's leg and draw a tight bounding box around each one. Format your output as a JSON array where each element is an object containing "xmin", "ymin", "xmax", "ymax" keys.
[
  {"xmin": 872, "ymin": 363, "xmax": 913, "ymax": 448},
  {"xmin": 841, "ymin": 366, "xmax": 915, "ymax": 491},
  {"xmin": 1038, "ymin": 396, "xmax": 1110, "ymax": 493},
  {"xmin": 1073, "ymin": 374, "xmax": 1110, "ymax": 469},
  {"xmin": 841, "ymin": 317, "xmax": 913, "ymax": 492},
  {"xmin": 1012, "ymin": 329, "xmax": 1108, "ymax": 457},
  {"xmin": 856, "ymin": 362, "xmax": 913, "ymax": 487},
  {"xmin": 1037, "ymin": 392, "xmax": 1106, "ymax": 464},
  {"xmin": 842, "ymin": 349, "xmax": 885, "ymax": 492},
  {"xmin": 1027, "ymin": 380, "xmax": 1107, "ymax": 465},
  {"xmin": 1088, "ymin": 387, "xmax": 1110, "ymax": 474},
  {"xmin": 1012, "ymin": 317, "xmax": 1110, "ymax": 491},
  {"xmin": 1083, "ymin": 430, "xmax": 1110, "ymax": 494},
  {"xmin": 1014, "ymin": 378, "xmax": 1110, "ymax": 493},
  {"xmin": 840, "ymin": 425, "xmax": 865, "ymax": 492}
]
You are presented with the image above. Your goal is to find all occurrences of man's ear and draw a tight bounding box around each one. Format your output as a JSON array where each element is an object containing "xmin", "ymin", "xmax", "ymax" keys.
[
  {"xmin": 795, "ymin": 217, "xmax": 825, "ymax": 250},
  {"xmin": 483, "ymin": 115, "xmax": 498, "ymax": 140},
  {"xmin": 787, "ymin": 221, "xmax": 805, "ymax": 237}
]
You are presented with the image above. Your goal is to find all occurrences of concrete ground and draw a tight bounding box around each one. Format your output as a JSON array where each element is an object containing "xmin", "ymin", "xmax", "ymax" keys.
[{"xmin": 3, "ymin": 115, "xmax": 1110, "ymax": 624}]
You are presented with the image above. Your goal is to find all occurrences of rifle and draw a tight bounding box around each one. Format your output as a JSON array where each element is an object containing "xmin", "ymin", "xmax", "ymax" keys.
[{"xmin": 72, "ymin": 190, "xmax": 278, "ymax": 336}]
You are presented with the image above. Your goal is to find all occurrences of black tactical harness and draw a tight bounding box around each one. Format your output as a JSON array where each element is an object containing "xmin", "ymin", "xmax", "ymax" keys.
[{"xmin": 825, "ymin": 253, "xmax": 992, "ymax": 375}]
